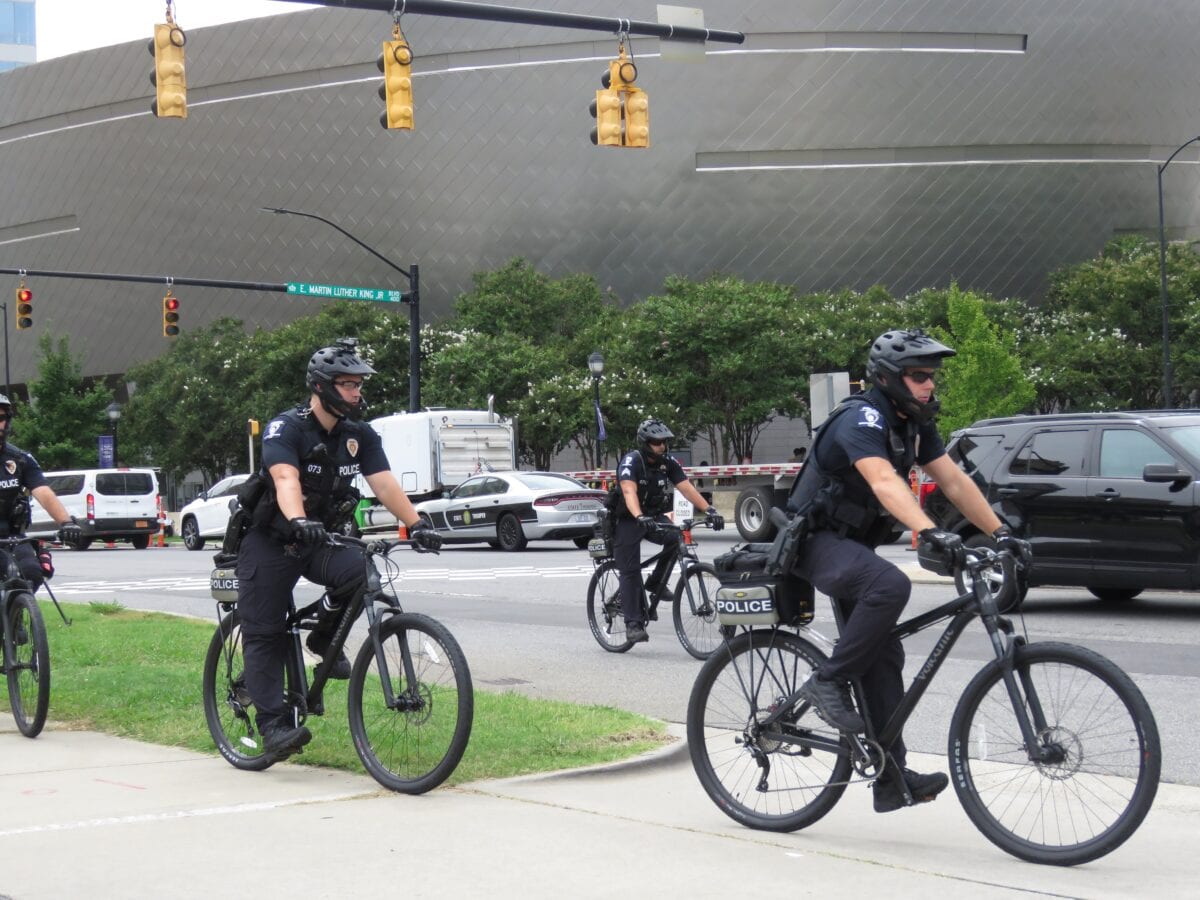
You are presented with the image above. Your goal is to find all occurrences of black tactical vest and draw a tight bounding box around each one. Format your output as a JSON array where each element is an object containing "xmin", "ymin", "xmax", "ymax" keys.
[
  {"xmin": 786, "ymin": 395, "xmax": 917, "ymax": 546},
  {"xmin": 0, "ymin": 447, "xmax": 31, "ymax": 537}
]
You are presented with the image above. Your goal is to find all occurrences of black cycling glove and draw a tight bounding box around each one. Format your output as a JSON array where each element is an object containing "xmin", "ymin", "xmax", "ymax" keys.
[
  {"xmin": 992, "ymin": 525, "xmax": 1033, "ymax": 569},
  {"xmin": 636, "ymin": 515, "xmax": 661, "ymax": 536},
  {"xmin": 705, "ymin": 507, "xmax": 725, "ymax": 531},
  {"xmin": 288, "ymin": 517, "xmax": 327, "ymax": 546},
  {"xmin": 917, "ymin": 527, "xmax": 964, "ymax": 574},
  {"xmin": 409, "ymin": 521, "xmax": 443, "ymax": 552},
  {"xmin": 57, "ymin": 516, "xmax": 83, "ymax": 546}
]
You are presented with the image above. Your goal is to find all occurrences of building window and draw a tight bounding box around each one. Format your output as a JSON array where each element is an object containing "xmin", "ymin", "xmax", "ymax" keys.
[{"xmin": 0, "ymin": 2, "xmax": 36, "ymax": 46}]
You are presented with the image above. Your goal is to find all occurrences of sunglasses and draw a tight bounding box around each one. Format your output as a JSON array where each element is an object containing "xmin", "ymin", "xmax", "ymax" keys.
[
  {"xmin": 332, "ymin": 380, "xmax": 364, "ymax": 390},
  {"xmin": 905, "ymin": 371, "xmax": 937, "ymax": 385}
]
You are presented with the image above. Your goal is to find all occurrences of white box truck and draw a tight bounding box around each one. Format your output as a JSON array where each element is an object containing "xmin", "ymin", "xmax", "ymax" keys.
[{"xmin": 356, "ymin": 409, "xmax": 516, "ymax": 532}]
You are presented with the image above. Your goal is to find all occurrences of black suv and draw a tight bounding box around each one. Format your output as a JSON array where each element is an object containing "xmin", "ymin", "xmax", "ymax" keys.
[{"xmin": 924, "ymin": 411, "xmax": 1200, "ymax": 602}]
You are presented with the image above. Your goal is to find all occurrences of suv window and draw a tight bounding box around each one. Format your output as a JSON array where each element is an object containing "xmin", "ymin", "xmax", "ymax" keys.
[
  {"xmin": 1161, "ymin": 424, "xmax": 1200, "ymax": 461},
  {"xmin": 1099, "ymin": 429, "xmax": 1175, "ymax": 477},
  {"xmin": 949, "ymin": 433, "xmax": 1004, "ymax": 474},
  {"xmin": 95, "ymin": 473, "xmax": 155, "ymax": 495},
  {"xmin": 1009, "ymin": 429, "xmax": 1089, "ymax": 477},
  {"xmin": 46, "ymin": 474, "xmax": 85, "ymax": 494}
]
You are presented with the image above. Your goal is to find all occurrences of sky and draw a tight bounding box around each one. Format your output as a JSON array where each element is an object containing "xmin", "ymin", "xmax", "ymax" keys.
[{"xmin": 36, "ymin": 1, "xmax": 321, "ymax": 61}]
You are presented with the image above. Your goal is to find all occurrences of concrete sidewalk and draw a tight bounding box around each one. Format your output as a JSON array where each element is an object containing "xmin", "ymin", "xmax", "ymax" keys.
[{"xmin": 2, "ymin": 718, "xmax": 1194, "ymax": 899}]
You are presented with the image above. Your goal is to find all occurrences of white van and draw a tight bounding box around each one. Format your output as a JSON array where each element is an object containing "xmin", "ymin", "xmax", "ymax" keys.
[{"xmin": 28, "ymin": 468, "xmax": 163, "ymax": 549}]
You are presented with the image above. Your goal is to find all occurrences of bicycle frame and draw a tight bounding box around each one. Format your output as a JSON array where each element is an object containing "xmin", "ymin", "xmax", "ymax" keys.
[{"xmin": 748, "ymin": 551, "xmax": 1054, "ymax": 775}]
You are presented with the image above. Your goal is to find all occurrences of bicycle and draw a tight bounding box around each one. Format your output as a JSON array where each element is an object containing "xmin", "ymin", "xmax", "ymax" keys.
[
  {"xmin": 1, "ymin": 535, "xmax": 69, "ymax": 738},
  {"xmin": 586, "ymin": 518, "xmax": 725, "ymax": 659},
  {"xmin": 203, "ymin": 533, "xmax": 473, "ymax": 794},
  {"xmin": 687, "ymin": 545, "xmax": 1161, "ymax": 866}
]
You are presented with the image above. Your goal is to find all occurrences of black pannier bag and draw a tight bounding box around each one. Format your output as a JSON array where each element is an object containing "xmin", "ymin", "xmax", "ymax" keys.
[{"xmin": 712, "ymin": 543, "xmax": 814, "ymax": 627}]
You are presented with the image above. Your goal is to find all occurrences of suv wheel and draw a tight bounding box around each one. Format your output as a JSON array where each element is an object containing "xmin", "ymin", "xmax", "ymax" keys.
[
  {"xmin": 182, "ymin": 516, "xmax": 206, "ymax": 551},
  {"xmin": 1088, "ymin": 587, "xmax": 1142, "ymax": 603}
]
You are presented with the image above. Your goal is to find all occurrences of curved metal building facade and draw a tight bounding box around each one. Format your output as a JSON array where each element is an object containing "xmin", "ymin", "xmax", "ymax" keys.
[{"xmin": 0, "ymin": 0, "xmax": 1198, "ymax": 382}]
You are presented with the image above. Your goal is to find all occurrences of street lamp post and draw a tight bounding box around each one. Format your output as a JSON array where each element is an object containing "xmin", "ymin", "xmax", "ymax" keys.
[
  {"xmin": 588, "ymin": 350, "xmax": 605, "ymax": 468},
  {"xmin": 106, "ymin": 401, "xmax": 122, "ymax": 467},
  {"xmin": 1157, "ymin": 135, "xmax": 1200, "ymax": 409},
  {"xmin": 261, "ymin": 207, "xmax": 421, "ymax": 413}
]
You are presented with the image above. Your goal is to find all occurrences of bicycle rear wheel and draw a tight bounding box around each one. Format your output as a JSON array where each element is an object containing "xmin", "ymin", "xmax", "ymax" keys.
[
  {"xmin": 6, "ymin": 591, "xmax": 49, "ymax": 737},
  {"xmin": 688, "ymin": 628, "xmax": 852, "ymax": 831},
  {"xmin": 348, "ymin": 612, "xmax": 473, "ymax": 793},
  {"xmin": 949, "ymin": 641, "xmax": 1160, "ymax": 865},
  {"xmin": 672, "ymin": 562, "xmax": 724, "ymax": 660},
  {"xmin": 202, "ymin": 611, "xmax": 273, "ymax": 771},
  {"xmin": 586, "ymin": 560, "xmax": 632, "ymax": 652}
]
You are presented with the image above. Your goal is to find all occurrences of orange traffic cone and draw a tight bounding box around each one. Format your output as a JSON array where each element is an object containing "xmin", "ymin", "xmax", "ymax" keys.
[{"xmin": 398, "ymin": 523, "xmax": 409, "ymax": 540}]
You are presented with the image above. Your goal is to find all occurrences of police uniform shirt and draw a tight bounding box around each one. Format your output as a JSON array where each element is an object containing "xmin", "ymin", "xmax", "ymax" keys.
[
  {"xmin": 617, "ymin": 449, "xmax": 686, "ymax": 516},
  {"xmin": 820, "ymin": 389, "xmax": 946, "ymax": 476},
  {"xmin": 261, "ymin": 407, "xmax": 390, "ymax": 493},
  {"xmin": 0, "ymin": 443, "xmax": 48, "ymax": 536}
]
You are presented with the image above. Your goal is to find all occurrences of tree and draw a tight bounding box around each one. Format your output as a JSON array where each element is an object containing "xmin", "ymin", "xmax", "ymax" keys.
[
  {"xmin": 17, "ymin": 333, "xmax": 114, "ymax": 468},
  {"xmin": 930, "ymin": 284, "xmax": 1035, "ymax": 436}
]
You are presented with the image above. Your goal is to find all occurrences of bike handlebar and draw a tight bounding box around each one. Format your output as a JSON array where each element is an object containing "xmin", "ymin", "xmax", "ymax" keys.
[{"xmin": 327, "ymin": 532, "xmax": 440, "ymax": 555}]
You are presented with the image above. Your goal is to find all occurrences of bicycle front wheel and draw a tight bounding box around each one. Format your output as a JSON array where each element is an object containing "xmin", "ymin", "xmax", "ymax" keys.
[
  {"xmin": 672, "ymin": 562, "xmax": 724, "ymax": 660},
  {"xmin": 202, "ymin": 611, "xmax": 273, "ymax": 771},
  {"xmin": 6, "ymin": 591, "xmax": 49, "ymax": 737},
  {"xmin": 348, "ymin": 612, "xmax": 473, "ymax": 794},
  {"xmin": 949, "ymin": 641, "xmax": 1160, "ymax": 866},
  {"xmin": 688, "ymin": 628, "xmax": 852, "ymax": 832},
  {"xmin": 586, "ymin": 560, "xmax": 632, "ymax": 652}
]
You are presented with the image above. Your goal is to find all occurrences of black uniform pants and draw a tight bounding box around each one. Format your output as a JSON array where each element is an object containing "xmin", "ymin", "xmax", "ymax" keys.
[
  {"xmin": 793, "ymin": 529, "xmax": 912, "ymax": 765},
  {"xmin": 613, "ymin": 515, "xmax": 676, "ymax": 627},
  {"xmin": 236, "ymin": 527, "xmax": 364, "ymax": 730}
]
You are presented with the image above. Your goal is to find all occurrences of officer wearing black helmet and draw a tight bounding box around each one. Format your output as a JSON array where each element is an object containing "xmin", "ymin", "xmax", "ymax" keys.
[
  {"xmin": 788, "ymin": 329, "xmax": 1031, "ymax": 813},
  {"xmin": 0, "ymin": 393, "xmax": 82, "ymax": 584},
  {"xmin": 613, "ymin": 418, "xmax": 723, "ymax": 644},
  {"xmin": 237, "ymin": 338, "xmax": 442, "ymax": 763}
]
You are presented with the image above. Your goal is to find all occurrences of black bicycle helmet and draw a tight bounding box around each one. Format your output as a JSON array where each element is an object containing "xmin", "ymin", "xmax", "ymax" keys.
[
  {"xmin": 865, "ymin": 328, "xmax": 956, "ymax": 424},
  {"xmin": 0, "ymin": 393, "xmax": 11, "ymax": 449},
  {"xmin": 306, "ymin": 338, "xmax": 376, "ymax": 421},
  {"xmin": 636, "ymin": 417, "xmax": 674, "ymax": 462}
]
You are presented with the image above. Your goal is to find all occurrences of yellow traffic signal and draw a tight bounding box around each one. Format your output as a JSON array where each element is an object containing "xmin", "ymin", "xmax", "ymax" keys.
[
  {"xmin": 162, "ymin": 292, "xmax": 181, "ymax": 338},
  {"xmin": 377, "ymin": 39, "xmax": 414, "ymax": 131},
  {"xmin": 624, "ymin": 87, "xmax": 649, "ymax": 148},
  {"xmin": 148, "ymin": 22, "xmax": 187, "ymax": 119},
  {"xmin": 15, "ymin": 284, "xmax": 32, "ymax": 330},
  {"xmin": 248, "ymin": 419, "xmax": 261, "ymax": 437},
  {"xmin": 590, "ymin": 88, "xmax": 623, "ymax": 147}
]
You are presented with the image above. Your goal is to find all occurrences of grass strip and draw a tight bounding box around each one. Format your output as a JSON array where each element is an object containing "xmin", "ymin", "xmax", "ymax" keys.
[{"xmin": 3, "ymin": 601, "xmax": 670, "ymax": 785}]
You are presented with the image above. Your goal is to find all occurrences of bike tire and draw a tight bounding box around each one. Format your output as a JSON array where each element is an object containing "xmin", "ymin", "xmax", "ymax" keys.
[
  {"xmin": 948, "ymin": 641, "xmax": 1161, "ymax": 866},
  {"xmin": 688, "ymin": 628, "xmax": 852, "ymax": 831},
  {"xmin": 672, "ymin": 562, "xmax": 723, "ymax": 660},
  {"xmin": 6, "ymin": 591, "xmax": 50, "ymax": 737},
  {"xmin": 202, "ymin": 611, "xmax": 273, "ymax": 771},
  {"xmin": 586, "ymin": 560, "xmax": 632, "ymax": 653},
  {"xmin": 348, "ymin": 612, "xmax": 473, "ymax": 794}
]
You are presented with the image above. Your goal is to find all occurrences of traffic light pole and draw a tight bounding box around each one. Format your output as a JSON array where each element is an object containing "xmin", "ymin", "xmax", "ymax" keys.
[
  {"xmin": 1, "ymin": 303, "xmax": 9, "ymax": 397},
  {"xmin": 269, "ymin": 0, "xmax": 745, "ymax": 44}
]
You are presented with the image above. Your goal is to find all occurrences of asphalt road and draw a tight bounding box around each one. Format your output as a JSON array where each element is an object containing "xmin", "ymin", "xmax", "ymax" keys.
[{"xmin": 40, "ymin": 533, "xmax": 1200, "ymax": 785}]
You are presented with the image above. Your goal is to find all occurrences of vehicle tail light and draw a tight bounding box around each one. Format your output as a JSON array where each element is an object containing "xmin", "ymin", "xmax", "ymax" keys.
[
  {"xmin": 86, "ymin": 492, "xmax": 96, "ymax": 522},
  {"xmin": 534, "ymin": 492, "xmax": 602, "ymax": 507}
]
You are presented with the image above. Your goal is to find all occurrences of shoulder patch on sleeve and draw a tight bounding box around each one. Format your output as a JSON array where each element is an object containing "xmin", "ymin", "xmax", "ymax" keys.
[
  {"xmin": 264, "ymin": 419, "xmax": 287, "ymax": 441},
  {"xmin": 856, "ymin": 405, "xmax": 885, "ymax": 431}
]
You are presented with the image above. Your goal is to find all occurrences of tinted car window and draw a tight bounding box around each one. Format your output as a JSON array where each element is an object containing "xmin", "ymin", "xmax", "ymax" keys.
[
  {"xmin": 95, "ymin": 473, "xmax": 155, "ymax": 495},
  {"xmin": 514, "ymin": 472, "xmax": 586, "ymax": 490},
  {"xmin": 453, "ymin": 478, "xmax": 487, "ymax": 499},
  {"xmin": 1099, "ymin": 429, "xmax": 1175, "ymax": 477},
  {"xmin": 949, "ymin": 433, "xmax": 1004, "ymax": 474},
  {"xmin": 1009, "ymin": 429, "xmax": 1089, "ymax": 477},
  {"xmin": 46, "ymin": 474, "xmax": 85, "ymax": 494},
  {"xmin": 1161, "ymin": 424, "xmax": 1200, "ymax": 461}
]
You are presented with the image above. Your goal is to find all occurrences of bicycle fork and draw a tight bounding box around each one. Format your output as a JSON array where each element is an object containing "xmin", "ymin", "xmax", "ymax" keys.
[{"xmin": 988, "ymin": 631, "xmax": 1065, "ymax": 766}]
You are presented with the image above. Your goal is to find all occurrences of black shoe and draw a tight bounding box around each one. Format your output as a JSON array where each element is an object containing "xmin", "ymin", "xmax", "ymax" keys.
[
  {"xmin": 260, "ymin": 722, "xmax": 312, "ymax": 762},
  {"xmin": 627, "ymin": 624, "xmax": 649, "ymax": 644},
  {"xmin": 873, "ymin": 768, "xmax": 949, "ymax": 813},
  {"xmin": 797, "ymin": 674, "xmax": 865, "ymax": 733},
  {"xmin": 306, "ymin": 631, "xmax": 351, "ymax": 679}
]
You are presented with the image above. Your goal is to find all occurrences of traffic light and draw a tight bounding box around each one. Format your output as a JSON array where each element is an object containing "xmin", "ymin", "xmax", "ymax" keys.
[
  {"xmin": 15, "ymin": 284, "xmax": 32, "ymax": 330},
  {"xmin": 162, "ymin": 291, "xmax": 181, "ymax": 338},
  {"xmin": 377, "ymin": 38, "xmax": 414, "ymax": 131},
  {"xmin": 148, "ymin": 22, "xmax": 187, "ymax": 119},
  {"xmin": 589, "ymin": 46, "xmax": 648, "ymax": 148}
]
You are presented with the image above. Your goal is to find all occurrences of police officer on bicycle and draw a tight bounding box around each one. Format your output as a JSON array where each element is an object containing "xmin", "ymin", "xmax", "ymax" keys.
[
  {"xmin": 236, "ymin": 339, "xmax": 442, "ymax": 762},
  {"xmin": 789, "ymin": 329, "xmax": 1031, "ymax": 812},
  {"xmin": 0, "ymin": 393, "xmax": 83, "ymax": 584},
  {"xmin": 614, "ymin": 418, "xmax": 723, "ymax": 644}
]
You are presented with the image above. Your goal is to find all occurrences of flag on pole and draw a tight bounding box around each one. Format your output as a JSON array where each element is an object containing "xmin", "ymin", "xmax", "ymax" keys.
[{"xmin": 594, "ymin": 400, "xmax": 607, "ymax": 442}]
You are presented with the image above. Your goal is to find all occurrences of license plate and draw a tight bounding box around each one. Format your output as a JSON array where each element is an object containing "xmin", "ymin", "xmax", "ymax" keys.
[
  {"xmin": 135, "ymin": 520, "xmax": 149, "ymax": 528},
  {"xmin": 570, "ymin": 512, "xmax": 596, "ymax": 523}
]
